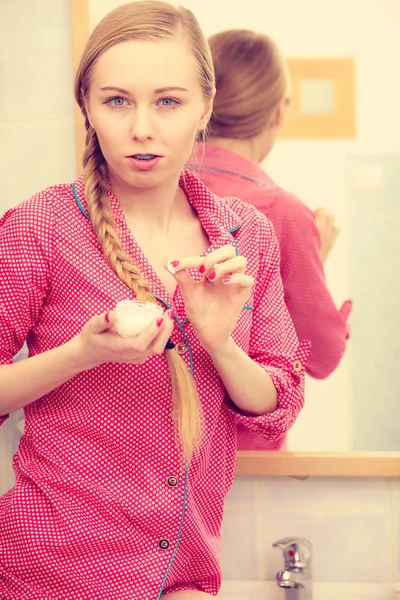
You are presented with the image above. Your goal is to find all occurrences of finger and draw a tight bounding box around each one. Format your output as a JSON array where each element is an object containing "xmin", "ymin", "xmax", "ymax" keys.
[
  {"xmin": 205, "ymin": 256, "xmax": 247, "ymax": 282},
  {"xmin": 200, "ymin": 245, "xmax": 237, "ymax": 275},
  {"xmin": 220, "ymin": 274, "xmax": 254, "ymax": 289},
  {"xmin": 314, "ymin": 207, "xmax": 327, "ymax": 218},
  {"xmin": 150, "ymin": 315, "xmax": 175, "ymax": 354},
  {"xmin": 164, "ymin": 245, "xmax": 237, "ymax": 275},
  {"xmin": 332, "ymin": 227, "xmax": 340, "ymax": 242},
  {"xmin": 163, "ymin": 262, "xmax": 197, "ymax": 295},
  {"xmin": 90, "ymin": 311, "xmax": 116, "ymax": 335},
  {"xmin": 122, "ymin": 311, "xmax": 171, "ymax": 352}
]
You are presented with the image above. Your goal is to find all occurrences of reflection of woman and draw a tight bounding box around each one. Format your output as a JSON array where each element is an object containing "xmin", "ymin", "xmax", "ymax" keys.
[
  {"xmin": 189, "ymin": 29, "xmax": 352, "ymax": 450},
  {"xmin": 0, "ymin": 4, "xmax": 309, "ymax": 598},
  {"xmin": 189, "ymin": 30, "xmax": 352, "ymax": 449}
]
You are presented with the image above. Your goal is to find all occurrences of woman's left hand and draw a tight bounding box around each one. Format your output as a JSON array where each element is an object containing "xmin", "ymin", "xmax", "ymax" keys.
[{"xmin": 164, "ymin": 245, "xmax": 254, "ymax": 354}]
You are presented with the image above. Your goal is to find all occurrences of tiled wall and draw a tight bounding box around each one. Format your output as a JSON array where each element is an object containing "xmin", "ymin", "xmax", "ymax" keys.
[{"xmin": 221, "ymin": 476, "xmax": 400, "ymax": 584}]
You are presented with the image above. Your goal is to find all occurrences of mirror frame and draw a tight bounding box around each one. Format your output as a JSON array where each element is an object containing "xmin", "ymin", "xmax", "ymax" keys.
[
  {"xmin": 70, "ymin": 0, "xmax": 400, "ymax": 478},
  {"xmin": 235, "ymin": 451, "xmax": 400, "ymax": 477}
]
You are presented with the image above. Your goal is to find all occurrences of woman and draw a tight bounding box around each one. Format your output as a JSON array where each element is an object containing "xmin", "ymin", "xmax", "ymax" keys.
[
  {"xmin": 0, "ymin": 4, "xmax": 309, "ymax": 599},
  {"xmin": 188, "ymin": 29, "xmax": 352, "ymax": 450}
]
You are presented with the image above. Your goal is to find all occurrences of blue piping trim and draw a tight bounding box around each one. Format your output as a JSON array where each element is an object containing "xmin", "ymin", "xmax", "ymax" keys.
[
  {"xmin": 154, "ymin": 295, "xmax": 194, "ymax": 377},
  {"xmin": 156, "ymin": 463, "xmax": 189, "ymax": 599},
  {"xmin": 175, "ymin": 321, "xmax": 194, "ymax": 375},
  {"xmin": 228, "ymin": 229, "xmax": 240, "ymax": 257},
  {"xmin": 186, "ymin": 163, "xmax": 268, "ymax": 187},
  {"xmin": 228, "ymin": 225, "xmax": 253, "ymax": 313},
  {"xmin": 153, "ymin": 296, "xmax": 193, "ymax": 598},
  {"xmin": 72, "ymin": 181, "xmax": 89, "ymax": 219}
]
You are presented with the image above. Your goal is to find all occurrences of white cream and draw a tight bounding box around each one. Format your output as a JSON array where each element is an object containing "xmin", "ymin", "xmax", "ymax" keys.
[{"xmin": 114, "ymin": 300, "xmax": 164, "ymax": 337}]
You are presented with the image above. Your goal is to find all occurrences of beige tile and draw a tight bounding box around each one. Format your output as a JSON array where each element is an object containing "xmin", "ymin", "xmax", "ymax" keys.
[
  {"xmin": 225, "ymin": 476, "xmax": 259, "ymax": 505},
  {"xmin": 395, "ymin": 511, "xmax": 400, "ymax": 581},
  {"xmin": 262, "ymin": 510, "xmax": 391, "ymax": 583},
  {"xmin": 261, "ymin": 476, "xmax": 390, "ymax": 506},
  {"xmin": 221, "ymin": 508, "xmax": 260, "ymax": 581},
  {"xmin": 393, "ymin": 478, "xmax": 400, "ymax": 508}
]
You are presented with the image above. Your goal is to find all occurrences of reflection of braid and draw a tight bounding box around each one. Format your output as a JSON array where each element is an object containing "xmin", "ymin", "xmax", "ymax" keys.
[{"xmin": 82, "ymin": 127, "xmax": 203, "ymax": 461}]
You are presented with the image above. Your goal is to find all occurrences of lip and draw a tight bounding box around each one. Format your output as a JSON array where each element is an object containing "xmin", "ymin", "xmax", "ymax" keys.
[{"xmin": 125, "ymin": 154, "xmax": 163, "ymax": 172}]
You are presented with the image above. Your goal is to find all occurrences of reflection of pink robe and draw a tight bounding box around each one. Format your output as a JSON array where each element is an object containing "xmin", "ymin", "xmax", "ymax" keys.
[
  {"xmin": 0, "ymin": 171, "xmax": 309, "ymax": 598},
  {"xmin": 236, "ymin": 423, "xmax": 288, "ymax": 450},
  {"xmin": 189, "ymin": 144, "xmax": 352, "ymax": 452}
]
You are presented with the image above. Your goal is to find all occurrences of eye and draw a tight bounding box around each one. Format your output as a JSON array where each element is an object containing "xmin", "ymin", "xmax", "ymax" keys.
[
  {"xmin": 157, "ymin": 97, "xmax": 180, "ymax": 109},
  {"xmin": 105, "ymin": 96, "xmax": 130, "ymax": 108}
]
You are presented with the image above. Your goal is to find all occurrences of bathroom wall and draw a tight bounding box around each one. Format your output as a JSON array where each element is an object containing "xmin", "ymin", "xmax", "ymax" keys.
[
  {"xmin": 0, "ymin": 0, "xmax": 77, "ymax": 491},
  {"xmin": 221, "ymin": 475, "xmax": 400, "ymax": 585}
]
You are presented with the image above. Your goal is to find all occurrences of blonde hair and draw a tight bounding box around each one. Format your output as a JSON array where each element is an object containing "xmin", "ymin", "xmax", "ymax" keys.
[
  {"xmin": 208, "ymin": 29, "xmax": 290, "ymax": 139},
  {"xmin": 74, "ymin": 1, "xmax": 215, "ymax": 461}
]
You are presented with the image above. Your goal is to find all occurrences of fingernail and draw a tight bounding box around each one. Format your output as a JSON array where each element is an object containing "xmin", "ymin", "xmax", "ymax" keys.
[
  {"xmin": 157, "ymin": 318, "xmax": 163, "ymax": 327},
  {"xmin": 167, "ymin": 261, "xmax": 179, "ymax": 275},
  {"xmin": 168, "ymin": 310, "xmax": 174, "ymax": 320},
  {"xmin": 199, "ymin": 265, "xmax": 206, "ymax": 274},
  {"xmin": 207, "ymin": 271, "xmax": 216, "ymax": 281},
  {"xmin": 222, "ymin": 276, "xmax": 231, "ymax": 283},
  {"xmin": 105, "ymin": 312, "xmax": 110, "ymax": 323}
]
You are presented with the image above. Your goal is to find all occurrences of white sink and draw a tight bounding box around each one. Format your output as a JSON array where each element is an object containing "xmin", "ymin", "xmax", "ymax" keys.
[{"xmin": 218, "ymin": 581, "xmax": 394, "ymax": 600}]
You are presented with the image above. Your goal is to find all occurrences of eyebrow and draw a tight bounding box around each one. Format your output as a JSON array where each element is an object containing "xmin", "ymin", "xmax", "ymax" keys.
[{"xmin": 99, "ymin": 86, "xmax": 189, "ymax": 94}]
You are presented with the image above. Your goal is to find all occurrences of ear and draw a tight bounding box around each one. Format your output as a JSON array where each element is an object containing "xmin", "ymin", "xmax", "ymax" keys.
[
  {"xmin": 197, "ymin": 89, "xmax": 216, "ymax": 133},
  {"xmin": 82, "ymin": 88, "xmax": 93, "ymax": 128},
  {"xmin": 273, "ymin": 95, "xmax": 290, "ymax": 128}
]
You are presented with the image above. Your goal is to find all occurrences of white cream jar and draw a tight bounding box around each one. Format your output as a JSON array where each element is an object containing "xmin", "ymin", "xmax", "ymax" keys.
[{"xmin": 114, "ymin": 300, "xmax": 164, "ymax": 337}]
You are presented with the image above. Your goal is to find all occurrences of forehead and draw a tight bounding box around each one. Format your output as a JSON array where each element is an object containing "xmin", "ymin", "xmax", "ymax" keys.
[{"xmin": 92, "ymin": 37, "xmax": 201, "ymax": 93}]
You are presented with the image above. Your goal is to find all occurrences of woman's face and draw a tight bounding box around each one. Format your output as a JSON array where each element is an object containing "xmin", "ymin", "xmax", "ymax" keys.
[{"xmin": 85, "ymin": 36, "xmax": 213, "ymax": 190}]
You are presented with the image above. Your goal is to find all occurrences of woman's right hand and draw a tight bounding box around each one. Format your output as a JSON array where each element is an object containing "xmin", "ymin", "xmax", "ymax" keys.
[
  {"xmin": 314, "ymin": 207, "xmax": 340, "ymax": 264},
  {"xmin": 73, "ymin": 309, "xmax": 175, "ymax": 370}
]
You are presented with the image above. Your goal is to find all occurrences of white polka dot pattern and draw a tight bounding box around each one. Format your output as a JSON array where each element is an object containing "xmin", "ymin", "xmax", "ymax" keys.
[{"xmin": 0, "ymin": 170, "xmax": 309, "ymax": 599}]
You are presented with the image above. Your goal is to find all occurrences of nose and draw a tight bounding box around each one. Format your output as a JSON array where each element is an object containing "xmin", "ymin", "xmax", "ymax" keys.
[{"xmin": 130, "ymin": 106, "xmax": 155, "ymax": 141}]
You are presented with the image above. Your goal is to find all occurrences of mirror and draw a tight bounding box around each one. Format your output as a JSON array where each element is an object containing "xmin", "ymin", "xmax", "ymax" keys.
[{"xmin": 87, "ymin": 0, "xmax": 400, "ymax": 454}]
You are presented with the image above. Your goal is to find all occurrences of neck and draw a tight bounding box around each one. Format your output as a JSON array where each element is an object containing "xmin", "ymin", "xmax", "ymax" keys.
[
  {"xmin": 108, "ymin": 169, "xmax": 192, "ymax": 234},
  {"xmin": 210, "ymin": 131, "xmax": 275, "ymax": 164}
]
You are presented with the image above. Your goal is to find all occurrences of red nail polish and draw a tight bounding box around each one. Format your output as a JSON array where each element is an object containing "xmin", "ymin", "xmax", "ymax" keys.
[
  {"xmin": 168, "ymin": 310, "xmax": 174, "ymax": 319},
  {"xmin": 157, "ymin": 318, "xmax": 163, "ymax": 327},
  {"xmin": 105, "ymin": 312, "xmax": 110, "ymax": 323},
  {"xmin": 208, "ymin": 271, "xmax": 216, "ymax": 281},
  {"xmin": 171, "ymin": 261, "xmax": 180, "ymax": 268},
  {"xmin": 222, "ymin": 276, "xmax": 231, "ymax": 283},
  {"xmin": 199, "ymin": 265, "xmax": 206, "ymax": 274}
]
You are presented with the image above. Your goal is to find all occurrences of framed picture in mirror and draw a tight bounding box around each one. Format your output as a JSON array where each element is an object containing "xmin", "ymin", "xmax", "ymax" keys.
[{"xmin": 281, "ymin": 58, "xmax": 356, "ymax": 138}]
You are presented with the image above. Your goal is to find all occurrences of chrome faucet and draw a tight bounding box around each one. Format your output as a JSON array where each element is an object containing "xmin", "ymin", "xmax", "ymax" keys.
[{"xmin": 272, "ymin": 537, "xmax": 313, "ymax": 600}]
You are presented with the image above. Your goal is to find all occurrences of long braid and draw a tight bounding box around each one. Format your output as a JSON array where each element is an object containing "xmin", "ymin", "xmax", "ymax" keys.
[
  {"xmin": 82, "ymin": 128, "xmax": 154, "ymax": 302},
  {"xmin": 82, "ymin": 127, "xmax": 203, "ymax": 460}
]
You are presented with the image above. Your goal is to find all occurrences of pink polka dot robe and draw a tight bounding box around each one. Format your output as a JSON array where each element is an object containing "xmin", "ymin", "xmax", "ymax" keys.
[
  {"xmin": 188, "ymin": 144, "xmax": 352, "ymax": 452},
  {"xmin": 0, "ymin": 169, "xmax": 310, "ymax": 599}
]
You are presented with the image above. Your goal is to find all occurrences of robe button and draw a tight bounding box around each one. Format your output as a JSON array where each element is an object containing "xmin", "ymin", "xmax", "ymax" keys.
[
  {"xmin": 158, "ymin": 538, "xmax": 170, "ymax": 551},
  {"xmin": 175, "ymin": 342, "xmax": 187, "ymax": 355},
  {"xmin": 293, "ymin": 360, "xmax": 303, "ymax": 373},
  {"xmin": 167, "ymin": 476, "xmax": 178, "ymax": 488}
]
